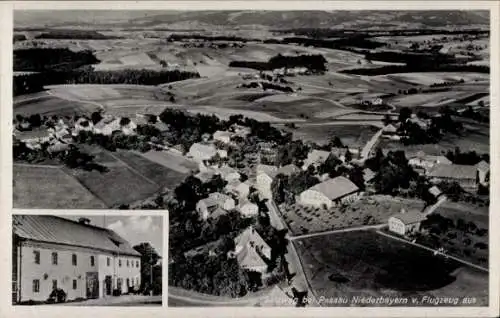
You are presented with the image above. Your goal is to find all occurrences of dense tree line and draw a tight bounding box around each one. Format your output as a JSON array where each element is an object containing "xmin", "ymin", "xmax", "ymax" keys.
[
  {"xmin": 229, "ymin": 53, "xmax": 328, "ymax": 72},
  {"xmin": 13, "ymin": 34, "xmax": 27, "ymax": 42},
  {"xmin": 341, "ymin": 63, "xmax": 489, "ymax": 76},
  {"xmin": 35, "ymin": 30, "xmax": 122, "ymax": 40},
  {"xmin": 445, "ymin": 147, "xmax": 489, "ymax": 166},
  {"xmin": 14, "ymin": 48, "xmax": 100, "ymax": 72},
  {"xmin": 14, "ymin": 68, "xmax": 200, "ymax": 96}
]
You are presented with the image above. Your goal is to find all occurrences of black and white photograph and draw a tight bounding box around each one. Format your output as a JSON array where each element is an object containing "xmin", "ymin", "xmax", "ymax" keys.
[
  {"xmin": 7, "ymin": 4, "xmax": 496, "ymax": 313},
  {"xmin": 12, "ymin": 214, "xmax": 163, "ymax": 306}
]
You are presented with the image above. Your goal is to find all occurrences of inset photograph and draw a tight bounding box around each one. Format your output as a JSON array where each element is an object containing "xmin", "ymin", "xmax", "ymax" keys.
[{"xmin": 12, "ymin": 214, "xmax": 163, "ymax": 306}]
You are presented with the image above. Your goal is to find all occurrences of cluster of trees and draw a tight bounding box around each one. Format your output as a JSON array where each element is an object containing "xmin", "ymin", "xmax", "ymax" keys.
[
  {"xmin": 276, "ymin": 28, "xmax": 489, "ymax": 38},
  {"xmin": 418, "ymin": 213, "xmax": 488, "ymax": 265},
  {"xmin": 275, "ymin": 140, "xmax": 310, "ymax": 167},
  {"xmin": 13, "ymin": 139, "xmax": 108, "ymax": 172},
  {"xmin": 133, "ymin": 242, "xmax": 162, "ymax": 296},
  {"xmin": 445, "ymin": 147, "xmax": 489, "ymax": 166},
  {"xmin": 229, "ymin": 53, "xmax": 328, "ymax": 73},
  {"xmin": 13, "ymin": 34, "xmax": 27, "ymax": 43},
  {"xmin": 367, "ymin": 149, "xmax": 419, "ymax": 195},
  {"xmin": 14, "ymin": 68, "xmax": 200, "ymax": 96},
  {"xmin": 396, "ymin": 106, "xmax": 464, "ymax": 145},
  {"xmin": 272, "ymin": 169, "xmax": 319, "ymax": 205},
  {"xmin": 167, "ymin": 172, "xmax": 288, "ymax": 297},
  {"xmin": 457, "ymin": 105, "xmax": 489, "ymax": 123},
  {"xmin": 341, "ymin": 63, "xmax": 489, "ymax": 76},
  {"xmin": 430, "ymin": 79, "xmax": 465, "ymax": 88},
  {"xmin": 264, "ymin": 36, "xmax": 385, "ymax": 50},
  {"xmin": 14, "ymin": 48, "xmax": 100, "ymax": 72},
  {"xmin": 35, "ymin": 29, "xmax": 122, "ymax": 40}
]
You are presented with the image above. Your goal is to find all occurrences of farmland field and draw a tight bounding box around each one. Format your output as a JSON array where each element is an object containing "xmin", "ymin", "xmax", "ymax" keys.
[
  {"xmin": 14, "ymin": 94, "xmax": 99, "ymax": 116},
  {"xmin": 113, "ymin": 150, "xmax": 188, "ymax": 188},
  {"xmin": 139, "ymin": 150, "xmax": 198, "ymax": 174},
  {"xmin": 69, "ymin": 165, "xmax": 160, "ymax": 207},
  {"xmin": 295, "ymin": 230, "xmax": 488, "ymax": 306},
  {"xmin": 13, "ymin": 164, "xmax": 107, "ymax": 209}
]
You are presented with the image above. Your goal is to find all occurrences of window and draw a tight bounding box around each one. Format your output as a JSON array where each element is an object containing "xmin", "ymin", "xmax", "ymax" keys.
[
  {"xmin": 52, "ymin": 280, "xmax": 57, "ymax": 290},
  {"xmin": 72, "ymin": 279, "xmax": 77, "ymax": 290},
  {"xmin": 52, "ymin": 252, "xmax": 58, "ymax": 265},
  {"xmin": 136, "ymin": 260, "xmax": 139, "ymax": 268},
  {"xmin": 126, "ymin": 260, "xmax": 129, "ymax": 267},
  {"xmin": 33, "ymin": 250, "xmax": 40, "ymax": 264},
  {"xmin": 72, "ymin": 254, "xmax": 77, "ymax": 266},
  {"xmin": 119, "ymin": 259, "xmax": 122, "ymax": 267},
  {"xmin": 90, "ymin": 256, "xmax": 95, "ymax": 266},
  {"xmin": 107, "ymin": 257, "xmax": 110, "ymax": 267},
  {"xmin": 33, "ymin": 280, "xmax": 40, "ymax": 293}
]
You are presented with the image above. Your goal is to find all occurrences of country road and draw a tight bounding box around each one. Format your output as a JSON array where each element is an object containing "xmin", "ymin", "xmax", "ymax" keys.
[
  {"xmin": 168, "ymin": 286, "xmax": 269, "ymax": 307},
  {"xmin": 376, "ymin": 230, "xmax": 489, "ymax": 273},
  {"xmin": 289, "ymin": 223, "xmax": 387, "ymax": 241},
  {"xmin": 266, "ymin": 200, "xmax": 320, "ymax": 306},
  {"xmin": 361, "ymin": 127, "xmax": 384, "ymax": 159}
]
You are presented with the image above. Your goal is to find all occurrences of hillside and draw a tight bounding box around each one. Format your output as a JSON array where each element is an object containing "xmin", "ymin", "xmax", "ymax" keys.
[{"xmin": 15, "ymin": 10, "xmax": 489, "ymax": 30}]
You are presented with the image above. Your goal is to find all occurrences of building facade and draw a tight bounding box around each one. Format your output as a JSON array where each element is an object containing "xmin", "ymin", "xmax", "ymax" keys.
[{"xmin": 12, "ymin": 215, "xmax": 141, "ymax": 304}]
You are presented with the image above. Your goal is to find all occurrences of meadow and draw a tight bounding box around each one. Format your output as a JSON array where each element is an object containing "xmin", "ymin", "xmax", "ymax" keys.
[{"xmin": 295, "ymin": 230, "xmax": 488, "ymax": 306}]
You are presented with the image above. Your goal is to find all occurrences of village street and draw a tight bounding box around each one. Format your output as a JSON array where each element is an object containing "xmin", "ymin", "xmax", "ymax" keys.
[{"xmin": 56, "ymin": 295, "xmax": 162, "ymax": 306}]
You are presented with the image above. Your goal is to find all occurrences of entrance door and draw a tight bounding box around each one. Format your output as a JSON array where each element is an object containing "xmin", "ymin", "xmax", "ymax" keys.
[
  {"xmin": 104, "ymin": 276, "xmax": 112, "ymax": 296},
  {"xmin": 86, "ymin": 272, "xmax": 99, "ymax": 299}
]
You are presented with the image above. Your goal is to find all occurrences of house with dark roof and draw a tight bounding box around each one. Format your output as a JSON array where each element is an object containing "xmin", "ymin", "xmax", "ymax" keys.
[
  {"xmin": 230, "ymin": 227, "xmax": 271, "ymax": 274},
  {"xmin": 426, "ymin": 163, "xmax": 479, "ymax": 191},
  {"xmin": 388, "ymin": 209, "xmax": 427, "ymax": 236},
  {"xmin": 299, "ymin": 176, "xmax": 360, "ymax": 209},
  {"xmin": 12, "ymin": 215, "xmax": 141, "ymax": 303}
]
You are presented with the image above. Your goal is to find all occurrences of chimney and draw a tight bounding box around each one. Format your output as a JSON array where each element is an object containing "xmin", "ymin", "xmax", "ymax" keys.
[{"xmin": 78, "ymin": 217, "xmax": 91, "ymax": 225}]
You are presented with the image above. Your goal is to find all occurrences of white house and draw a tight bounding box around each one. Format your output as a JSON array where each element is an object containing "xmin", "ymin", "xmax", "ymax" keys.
[
  {"xmin": 12, "ymin": 215, "xmax": 141, "ymax": 303},
  {"xmin": 217, "ymin": 165, "xmax": 241, "ymax": 182},
  {"xmin": 302, "ymin": 150, "xmax": 330, "ymax": 171},
  {"xmin": 239, "ymin": 201, "xmax": 259, "ymax": 218},
  {"xmin": 388, "ymin": 209, "xmax": 427, "ymax": 236},
  {"xmin": 213, "ymin": 131, "xmax": 232, "ymax": 144},
  {"xmin": 475, "ymin": 160, "xmax": 490, "ymax": 186},
  {"xmin": 16, "ymin": 129, "xmax": 52, "ymax": 150},
  {"xmin": 93, "ymin": 118, "xmax": 121, "ymax": 136},
  {"xmin": 277, "ymin": 164, "xmax": 300, "ymax": 177},
  {"xmin": 225, "ymin": 180, "xmax": 250, "ymax": 200},
  {"xmin": 299, "ymin": 176, "xmax": 360, "ymax": 209},
  {"xmin": 256, "ymin": 164, "xmax": 278, "ymax": 199},
  {"xmin": 196, "ymin": 192, "xmax": 235, "ymax": 220},
  {"xmin": 188, "ymin": 143, "xmax": 217, "ymax": 163},
  {"xmin": 231, "ymin": 227, "xmax": 271, "ymax": 274}
]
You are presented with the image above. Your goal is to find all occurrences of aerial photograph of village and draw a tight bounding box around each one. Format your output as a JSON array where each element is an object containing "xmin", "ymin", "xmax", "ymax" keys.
[{"xmin": 12, "ymin": 9, "xmax": 489, "ymax": 307}]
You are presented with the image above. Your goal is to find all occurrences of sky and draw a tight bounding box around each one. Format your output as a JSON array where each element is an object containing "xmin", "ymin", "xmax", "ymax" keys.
[{"xmin": 62, "ymin": 215, "xmax": 163, "ymax": 256}]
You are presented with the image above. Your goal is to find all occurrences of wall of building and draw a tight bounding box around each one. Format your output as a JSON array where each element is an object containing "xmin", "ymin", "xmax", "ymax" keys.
[
  {"xmin": 112, "ymin": 254, "xmax": 141, "ymax": 295},
  {"xmin": 388, "ymin": 218, "xmax": 406, "ymax": 235},
  {"xmin": 17, "ymin": 241, "xmax": 99, "ymax": 302},
  {"xmin": 256, "ymin": 174, "xmax": 273, "ymax": 199},
  {"xmin": 299, "ymin": 190, "xmax": 332, "ymax": 209}
]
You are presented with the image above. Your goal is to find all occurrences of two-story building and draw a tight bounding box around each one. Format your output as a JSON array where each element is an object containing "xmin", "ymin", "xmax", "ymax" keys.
[{"xmin": 12, "ymin": 215, "xmax": 141, "ymax": 304}]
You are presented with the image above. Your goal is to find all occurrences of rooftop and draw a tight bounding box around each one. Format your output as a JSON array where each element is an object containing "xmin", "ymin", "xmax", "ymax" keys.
[
  {"xmin": 427, "ymin": 164, "xmax": 477, "ymax": 180},
  {"xmin": 277, "ymin": 164, "xmax": 300, "ymax": 176},
  {"xmin": 13, "ymin": 215, "xmax": 140, "ymax": 257},
  {"xmin": 307, "ymin": 176, "xmax": 359, "ymax": 200},
  {"xmin": 476, "ymin": 160, "xmax": 489, "ymax": 172},
  {"xmin": 257, "ymin": 164, "xmax": 278, "ymax": 179},
  {"xmin": 391, "ymin": 209, "xmax": 427, "ymax": 225}
]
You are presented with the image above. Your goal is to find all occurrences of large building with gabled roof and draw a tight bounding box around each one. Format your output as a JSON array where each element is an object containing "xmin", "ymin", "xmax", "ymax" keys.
[
  {"xmin": 299, "ymin": 176, "xmax": 360, "ymax": 209},
  {"xmin": 12, "ymin": 215, "xmax": 141, "ymax": 303}
]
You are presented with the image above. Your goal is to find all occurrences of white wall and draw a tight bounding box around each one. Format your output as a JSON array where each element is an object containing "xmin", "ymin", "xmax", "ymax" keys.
[{"xmin": 299, "ymin": 190, "xmax": 332, "ymax": 209}]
